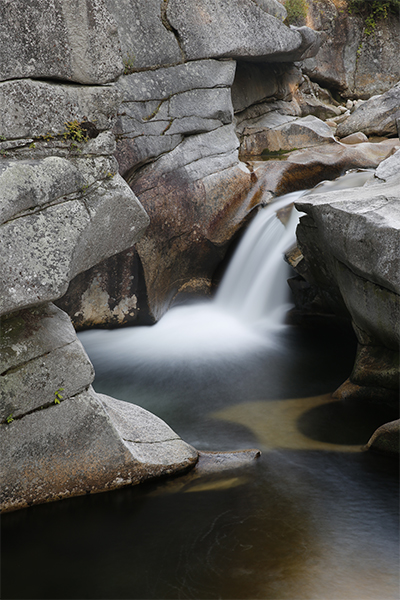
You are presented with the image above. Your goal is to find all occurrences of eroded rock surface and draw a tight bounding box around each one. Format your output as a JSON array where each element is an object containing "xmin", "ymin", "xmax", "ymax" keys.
[{"xmin": 294, "ymin": 157, "xmax": 400, "ymax": 408}]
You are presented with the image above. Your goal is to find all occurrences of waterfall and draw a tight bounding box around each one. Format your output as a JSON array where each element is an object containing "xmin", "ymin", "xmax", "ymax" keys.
[{"xmin": 79, "ymin": 169, "xmax": 374, "ymax": 369}]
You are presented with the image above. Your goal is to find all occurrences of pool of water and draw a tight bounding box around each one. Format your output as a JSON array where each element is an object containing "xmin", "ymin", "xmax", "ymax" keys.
[{"xmin": 2, "ymin": 318, "xmax": 399, "ymax": 600}]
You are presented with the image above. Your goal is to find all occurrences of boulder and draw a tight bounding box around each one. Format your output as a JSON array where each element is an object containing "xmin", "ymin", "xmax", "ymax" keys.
[
  {"xmin": 105, "ymin": 0, "xmax": 183, "ymax": 72},
  {"xmin": 0, "ymin": 304, "xmax": 94, "ymax": 422},
  {"xmin": 0, "ymin": 0, "xmax": 123, "ymax": 84},
  {"xmin": 128, "ymin": 125, "xmax": 258, "ymax": 320},
  {"xmin": 166, "ymin": 0, "xmax": 320, "ymax": 62},
  {"xmin": 115, "ymin": 59, "xmax": 236, "ymax": 175},
  {"xmin": 0, "ymin": 388, "xmax": 198, "ymax": 512},
  {"xmin": 56, "ymin": 247, "xmax": 153, "ymax": 330},
  {"xmin": 0, "ymin": 169, "xmax": 149, "ymax": 316},
  {"xmin": 340, "ymin": 132, "xmax": 368, "ymax": 145},
  {"xmin": 251, "ymin": 139, "xmax": 400, "ymax": 195},
  {"xmin": 238, "ymin": 113, "xmax": 336, "ymax": 155},
  {"xmin": 294, "ymin": 173, "xmax": 400, "ymax": 407},
  {"xmin": 337, "ymin": 82, "xmax": 400, "ymax": 138},
  {"xmin": 366, "ymin": 420, "xmax": 400, "ymax": 456}
]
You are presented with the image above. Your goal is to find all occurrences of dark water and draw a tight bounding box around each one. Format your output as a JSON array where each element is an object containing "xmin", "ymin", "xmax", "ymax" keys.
[{"xmin": 2, "ymin": 319, "xmax": 399, "ymax": 600}]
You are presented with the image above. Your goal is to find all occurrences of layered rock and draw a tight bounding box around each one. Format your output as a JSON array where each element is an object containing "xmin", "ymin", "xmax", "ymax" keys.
[{"xmin": 0, "ymin": 0, "xmax": 203, "ymax": 512}]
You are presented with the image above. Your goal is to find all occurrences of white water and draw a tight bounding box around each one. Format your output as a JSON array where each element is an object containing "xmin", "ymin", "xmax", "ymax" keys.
[{"xmin": 79, "ymin": 169, "xmax": 374, "ymax": 370}]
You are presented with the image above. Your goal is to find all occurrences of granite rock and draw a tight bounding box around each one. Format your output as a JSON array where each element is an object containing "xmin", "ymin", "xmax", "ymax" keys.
[{"xmin": 0, "ymin": 0, "xmax": 123, "ymax": 84}]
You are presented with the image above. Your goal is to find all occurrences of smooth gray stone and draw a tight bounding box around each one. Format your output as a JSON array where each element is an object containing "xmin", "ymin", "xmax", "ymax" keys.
[
  {"xmin": 337, "ymin": 82, "xmax": 400, "ymax": 138},
  {"xmin": 0, "ymin": 388, "xmax": 198, "ymax": 512},
  {"xmin": 0, "ymin": 175, "xmax": 149, "ymax": 315}
]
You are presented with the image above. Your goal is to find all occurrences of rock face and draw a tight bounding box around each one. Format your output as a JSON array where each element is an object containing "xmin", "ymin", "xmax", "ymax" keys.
[
  {"xmin": 0, "ymin": 0, "xmax": 123, "ymax": 84},
  {"xmin": 302, "ymin": 0, "xmax": 400, "ymax": 98},
  {"xmin": 0, "ymin": 0, "xmax": 205, "ymax": 512},
  {"xmin": 294, "ymin": 154, "xmax": 400, "ymax": 408},
  {"xmin": 336, "ymin": 82, "xmax": 400, "ymax": 138}
]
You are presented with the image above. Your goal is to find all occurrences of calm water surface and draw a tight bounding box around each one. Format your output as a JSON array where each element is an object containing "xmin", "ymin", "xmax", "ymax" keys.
[{"xmin": 2, "ymin": 318, "xmax": 399, "ymax": 600}]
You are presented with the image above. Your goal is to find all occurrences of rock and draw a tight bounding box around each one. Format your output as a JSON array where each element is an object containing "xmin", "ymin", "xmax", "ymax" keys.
[
  {"xmin": 366, "ymin": 420, "xmax": 400, "ymax": 456},
  {"xmin": 166, "ymin": 0, "xmax": 320, "ymax": 62},
  {"xmin": 238, "ymin": 114, "xmax": 336, "ymax": 156},
  {"xmin": 374, "ymin": 148, "xmax": 400, "ymax": 182},
  {"xmin": 0, "ymin": 171, "xmax": 149, "ymax": 316},
  {"xmin": 105, "ymin": 0, "xmax": 183, "ymax": 72},
  {"xmin": 0, "ymin": 306, "xmax": 95, "ymax": 422},
  {"xmin": 128, "ymin": 125, "xmax": 258, "ymax": 320},
  {"xmin": 340, "ymin": 132, "xmax": 369, "ymax": 145},
  {"xmin": 232, "ymin": 63, "xmax": 302, "ymax": 113},
  {"xmin": 294, "ymin": 175, "xmax": 400, "ymax": 406},
  {"xmin": 337, "ymin": 82, "xmax": 400, "ymax": 138},
  {"xmin": 0, "ymin": 388, "xmax": 198, "ymax": 512},
  {"xmin": 0, "ymin": 79, "xmax": 121, "ymax": 141},
  {"xmin": 302, "ymin": 0, "xmax": 400, "ymax": 98},
  {"xmin": 0, "ymin": 0, "xmax": 123, "ymax": 84},
  {"xmin": 115, "ymin": 59, "xmax": 236, "ymax": 175},
  {"xmin": 56, "ymin": 247, "xmax": 153, "ymax": 330},
  {"xmin": 252, "ymin": 139, "xmax": 400, "ymax": 195}
]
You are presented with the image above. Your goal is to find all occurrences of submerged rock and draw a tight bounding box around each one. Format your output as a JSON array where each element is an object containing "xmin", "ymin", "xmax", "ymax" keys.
[{"xmin": 366, "ymin": 420, "xmax": 400, "ymax": 456}]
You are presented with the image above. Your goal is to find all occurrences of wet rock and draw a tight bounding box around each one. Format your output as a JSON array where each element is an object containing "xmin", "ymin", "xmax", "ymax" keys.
[
  {"xmin": 105, "ymin": 0, "xmax": 183, "ymax": 72},
  {"xmin": 166, "ymin": 0, "xmax": 320, "ymax": 62},
  {"xmin": 294, "ymin": 173, "xmax": 400, "ymax": 407},
  {"xmin": 0, "ymin": 0, "xmax": 123, "ymax": 84},
  {"xmin": 128, "ymin": 125, "xmax": 257, "ymax": 320},
  {"xmin": 115, "ymin": 59, "xmax": 236, "ymax": 175},
  {"xmin": 0, "ymin": 389, "xmax": 198, "ymax": 512},
  {"xmin": 337, "ymin": 82, "xmax": 400, "ymax": 138},
  {"xmin": 251, "ymin": 139, "xmax": 399, "ymax": 195},
  {"xmin": 366, "ymin": 420, "xmax": 400, "ymax": 456},
  {"xmin": 238, "ymin": 113, "xmax": 336, "ymax": 156}
]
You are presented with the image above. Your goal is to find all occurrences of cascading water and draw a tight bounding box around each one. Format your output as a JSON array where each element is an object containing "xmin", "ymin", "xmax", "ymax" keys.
[{"xmin": 5, "ymin": 168, "xmax": 398, "ymax": 600}]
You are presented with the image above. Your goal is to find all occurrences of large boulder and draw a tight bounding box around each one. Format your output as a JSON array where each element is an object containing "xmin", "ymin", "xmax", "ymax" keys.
[
  {"xmin": 166, "ymin": 0, "xmax": 321, "ymax": 62},
  {"xmin": 0, "ymin": 0, "xmax": 123, "ymax": 84},
  {"xmin": 336, "ymin": 82, "xmax": 400, "ymax": 138},
  {"xmin": 294, "ymin": 165, "xmax": 400, "ymax": 408}
]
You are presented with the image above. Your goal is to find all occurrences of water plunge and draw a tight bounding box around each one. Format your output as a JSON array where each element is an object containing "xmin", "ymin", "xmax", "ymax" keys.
[{"xmin": 3, "ymin": 169, "xmax": 398, "ymax": 600}]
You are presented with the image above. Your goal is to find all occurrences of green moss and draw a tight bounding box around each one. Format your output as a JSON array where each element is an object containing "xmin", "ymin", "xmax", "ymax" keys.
[{"xmin": 285, "ymin": 0, "xmax": 308, "ymax": 25}]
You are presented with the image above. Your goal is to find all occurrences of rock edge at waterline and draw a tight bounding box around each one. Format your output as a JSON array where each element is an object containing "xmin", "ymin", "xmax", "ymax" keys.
[{"xmin": 0, "ymin": 389, "xmax": 198, "ymax": 513}]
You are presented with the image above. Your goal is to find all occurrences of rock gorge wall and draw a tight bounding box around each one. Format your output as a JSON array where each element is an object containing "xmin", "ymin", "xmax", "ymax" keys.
[{"xmin": 1, "ymin": 0, "xmax": 399, "ymax": 512}]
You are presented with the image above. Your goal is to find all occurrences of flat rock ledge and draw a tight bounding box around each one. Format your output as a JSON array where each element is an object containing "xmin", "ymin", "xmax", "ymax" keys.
[{"xmin": 0, "ymin": 389, "xmax": 198, "ymax": 513}]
